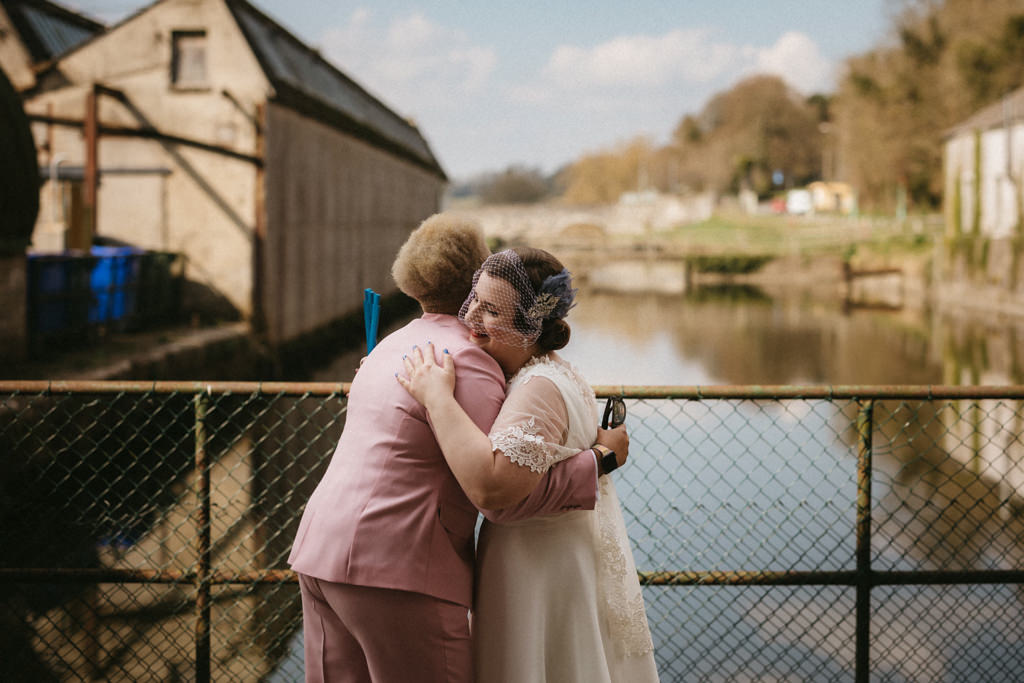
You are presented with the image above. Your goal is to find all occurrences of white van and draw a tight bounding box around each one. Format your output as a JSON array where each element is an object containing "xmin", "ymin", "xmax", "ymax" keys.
[{"xmin": 785, "ymin": 189, "xmax": 812, "ymax": 215}]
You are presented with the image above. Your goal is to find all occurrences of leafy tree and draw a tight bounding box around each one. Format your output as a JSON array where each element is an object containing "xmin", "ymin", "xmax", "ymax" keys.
[
  {"xmin": 670, "ymin": 75, "xmax": 823, "ymax": 197},
  {"xmin": 561, "ymin": 137, "xmax": 657, "ymax": 204},
  {"xmin": 833, "ymin": 0, "xmax": 1024, "ymax": 211},
  {"xmin": 559, "ymin": 77, "xmax": 823, "ymax": 203},
  {"xmin": 478, "ymin": 165, "xmax": 551, "ymax": 204}
]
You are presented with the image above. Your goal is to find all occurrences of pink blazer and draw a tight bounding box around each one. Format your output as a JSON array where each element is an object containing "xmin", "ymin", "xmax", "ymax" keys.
[{"xmin": 288, "ymin": 313, "xmax": 597, "ymax": 607}]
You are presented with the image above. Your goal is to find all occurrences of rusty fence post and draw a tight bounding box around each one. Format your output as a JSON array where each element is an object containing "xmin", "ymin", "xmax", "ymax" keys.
[
  {"xmin": 194, "ymin": 392, "xmax": 211, "ymax": 683},
  {"xmin": 855, "ymin": 400, "xmax": 874, "ymax": 683}
]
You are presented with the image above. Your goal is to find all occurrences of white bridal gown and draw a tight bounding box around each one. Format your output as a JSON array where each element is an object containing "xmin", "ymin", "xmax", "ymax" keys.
[{"xmin": 473, "ymin": 354, "xmax": 659, "ymax": 683}]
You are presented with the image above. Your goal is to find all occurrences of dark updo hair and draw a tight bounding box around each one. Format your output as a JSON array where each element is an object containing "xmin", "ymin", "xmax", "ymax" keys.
[{"xmin": 508, "ymin": 246, "xmax": 571, "ymax": 352}]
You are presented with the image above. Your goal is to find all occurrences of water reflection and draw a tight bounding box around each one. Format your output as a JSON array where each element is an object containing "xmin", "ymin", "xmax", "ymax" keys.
[
  {"xmin": 315, "ymin": 282, "xmax": 1020, "ymax": 390},
  {"xmin": 684, "ymin": 283, "xmax": 773, "ymax": 304},
  {"xmin": 566, "ymin": 284, "xmax": 941, "ymax": 386}
]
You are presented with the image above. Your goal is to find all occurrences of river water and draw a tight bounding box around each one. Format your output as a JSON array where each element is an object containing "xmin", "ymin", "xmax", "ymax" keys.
[
  {"xmin": 316, "ymin": 280, "xmax": 1021, "ymax": 388},
  {"xmin": 281, "ymin": 283, "xmax": 1024, "ymax": 681}
]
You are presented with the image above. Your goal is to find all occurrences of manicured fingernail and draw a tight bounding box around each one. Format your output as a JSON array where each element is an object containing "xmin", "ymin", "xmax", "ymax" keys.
[{"xmin": 443, "ymin": 348, "xmax": 449, "ymax": 354}]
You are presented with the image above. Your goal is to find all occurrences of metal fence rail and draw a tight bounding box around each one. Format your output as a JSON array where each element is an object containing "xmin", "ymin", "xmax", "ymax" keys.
[{"xmin": 2, "ymin": 381, "xmax": 1024, "ymax": 682}]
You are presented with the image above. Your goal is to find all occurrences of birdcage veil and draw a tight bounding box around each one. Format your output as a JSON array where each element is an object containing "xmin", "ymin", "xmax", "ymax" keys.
[{"xmin": 458, "ymin": 249, "xmax": 577, "ymax": 349}]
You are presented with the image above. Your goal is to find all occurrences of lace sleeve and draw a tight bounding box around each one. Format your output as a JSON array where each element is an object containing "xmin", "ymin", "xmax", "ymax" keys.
[{"xmin": 488, "ymin": 374, "xmax": 569, "ymax": 473}]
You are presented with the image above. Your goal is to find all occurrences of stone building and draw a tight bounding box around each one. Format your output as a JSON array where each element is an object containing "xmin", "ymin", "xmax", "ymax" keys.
[
  {"xmin": 18, "ymin": 0, "xmax": 446, "ymax": 345},
  {"xmin": 938, "ymin": 87, "xmax": 1024, "ymax": 320},
  {"xmin": 944, "ymin": 86, "xmax": 1024, "ymax": 240}
]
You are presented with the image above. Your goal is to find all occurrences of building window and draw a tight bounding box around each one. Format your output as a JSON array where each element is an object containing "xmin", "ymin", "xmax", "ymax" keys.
[{"xmin": 171, "ymin": 30, "xmax": 208, "ymax": 89}]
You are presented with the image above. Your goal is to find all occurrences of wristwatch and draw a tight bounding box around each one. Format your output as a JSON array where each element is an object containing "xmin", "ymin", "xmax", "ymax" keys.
[{"xmin": 593, "ymin": 444, "xmax": 619, "ymax": 475}]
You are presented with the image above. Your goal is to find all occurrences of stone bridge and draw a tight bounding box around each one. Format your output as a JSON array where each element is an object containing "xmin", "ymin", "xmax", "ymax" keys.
[{"xmin": 442, "ymin": 193, "xmax": 714, "ymax": 245}]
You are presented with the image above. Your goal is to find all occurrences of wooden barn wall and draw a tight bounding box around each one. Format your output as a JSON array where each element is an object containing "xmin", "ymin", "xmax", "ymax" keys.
[{"xmin": 262, "ymin": 103, "xmax": 443, "ymax": 345}]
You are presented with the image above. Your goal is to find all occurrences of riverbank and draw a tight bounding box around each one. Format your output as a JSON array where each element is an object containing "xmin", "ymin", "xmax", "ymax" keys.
[
  {"xmin": 0, "ymin": 322, "xmax": 271, "ymax": 381},
  {"xmin": 3, "ymin": 287, "xmax": 420, "ymax": 381}
]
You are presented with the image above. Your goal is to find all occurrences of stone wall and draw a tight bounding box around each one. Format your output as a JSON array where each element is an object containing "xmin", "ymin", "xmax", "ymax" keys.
[
  {"xmin": 444, "ymin": 193, "xmax": 714, "ymax": 243},
  {"xmin": 934, "ymin": 235, "xmax": 1024, "ymax": 319}
]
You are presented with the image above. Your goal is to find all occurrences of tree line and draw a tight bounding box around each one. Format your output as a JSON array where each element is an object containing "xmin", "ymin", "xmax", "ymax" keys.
[{"xmin": 468, "ymin": 0, "xmax": 1024, "ymax": 213}]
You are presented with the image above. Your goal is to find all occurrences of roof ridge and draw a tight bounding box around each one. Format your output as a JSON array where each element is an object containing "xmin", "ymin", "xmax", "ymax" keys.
[
  {"xmin": 2, "ymin": 0, "xmax": 105, "ymax": 31},
  {"xmin": 223, "ymin": 0, "xmax": 420, "ymax": 134},
  {"xmin": 224, "ymin": 0, "xmax": 445, "ymax": 177},
  {"xmin": 947, "ymin": 86, "xmax": 1024, "ymax": 138}
]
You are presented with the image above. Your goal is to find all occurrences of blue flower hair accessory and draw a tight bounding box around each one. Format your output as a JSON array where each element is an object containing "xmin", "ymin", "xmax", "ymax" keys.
[{"xmin": 526, "ymin": 268, "xmax": 577, "ymax": 322}]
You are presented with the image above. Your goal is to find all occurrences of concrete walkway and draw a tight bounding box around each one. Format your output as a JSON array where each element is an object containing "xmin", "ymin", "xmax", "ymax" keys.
[{"xmin": 4, "ymin": 322, "xmax": 259, "ymax": 380}]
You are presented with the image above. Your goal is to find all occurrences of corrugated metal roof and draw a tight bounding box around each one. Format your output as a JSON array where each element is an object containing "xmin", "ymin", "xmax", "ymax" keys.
[
  {"xmin": 20, "ymin": 4, "xmax": 96, "ymax": 58},
  {"xmin": 228, "ymin": 0, "xmax": 444, "ymax": 177},
  {"xmin": 2, "ymin": 0, "xmax": 104, "ymax": 64},
  {"xmin": 947, "ymin": 86, "xmax": 1024, "ymax": 139}
]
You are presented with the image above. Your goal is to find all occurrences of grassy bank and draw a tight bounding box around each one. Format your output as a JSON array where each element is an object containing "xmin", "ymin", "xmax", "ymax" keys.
[{"xmin": 657, "ymin": 212, "xmax": 941, "ymax": 261}]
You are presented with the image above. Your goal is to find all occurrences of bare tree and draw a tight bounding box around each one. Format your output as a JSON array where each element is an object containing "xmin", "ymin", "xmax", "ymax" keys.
[{"xmin": 479, "ymin": 165, "xmax": 552, "ymax": 204}]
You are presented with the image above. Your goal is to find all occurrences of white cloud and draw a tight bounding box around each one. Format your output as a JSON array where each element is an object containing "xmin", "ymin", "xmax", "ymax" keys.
[
  {"xmin": 751, "ymin": 31, "xmax": 834, "ymax": 94},
  {"xmin": 385, "ymin": 12, "xmax": 438, "ymax": 52},
  {"xmin": 538, "ymin": 27, "xmax": 832, "ymax": 96},
  {"xmin": 318, "ymin": 9, "xmax": 497, "ymax": 113},
  {"xmin": 542, "ymin": 28, "xmax": 737, "ymax": 89}
]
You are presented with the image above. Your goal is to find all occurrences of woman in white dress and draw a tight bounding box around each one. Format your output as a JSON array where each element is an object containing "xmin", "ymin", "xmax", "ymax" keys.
[{"xmin": 398, "ymin": 247, "xmax": 659, "ymax": 683}]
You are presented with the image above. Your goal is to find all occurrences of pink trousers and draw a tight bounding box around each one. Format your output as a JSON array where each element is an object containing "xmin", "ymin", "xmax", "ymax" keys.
[{"xmin": 298, "ymin": 573, "xmax": 472, "ymax": 683}]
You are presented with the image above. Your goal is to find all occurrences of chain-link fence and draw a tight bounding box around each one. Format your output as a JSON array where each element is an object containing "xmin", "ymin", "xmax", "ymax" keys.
[{"xmin": 2, "ymin": 381, "xmax": 1024, "ymax": 682}]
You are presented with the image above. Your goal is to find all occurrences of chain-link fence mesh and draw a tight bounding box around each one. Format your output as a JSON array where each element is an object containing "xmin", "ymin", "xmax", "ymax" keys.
[{"xmin": 2, "ymin": 383, "xmax": 1024, "ymax": 682}]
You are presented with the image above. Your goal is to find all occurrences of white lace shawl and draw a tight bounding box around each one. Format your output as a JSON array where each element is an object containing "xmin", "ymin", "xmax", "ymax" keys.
[{"xmin": 488, "ymin": 354, "xmax": 655, "ymax": 659}]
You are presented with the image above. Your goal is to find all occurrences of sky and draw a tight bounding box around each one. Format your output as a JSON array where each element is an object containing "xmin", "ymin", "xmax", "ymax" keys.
[{"xmin": 68, "ymin": 0, "xmax": 894, "ymax": 181}]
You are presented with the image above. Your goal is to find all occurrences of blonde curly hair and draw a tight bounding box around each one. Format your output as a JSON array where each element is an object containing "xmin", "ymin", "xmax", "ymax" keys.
[{"xmin": 391, "ymin": 213, "xmax": 491, "ymax": 314}]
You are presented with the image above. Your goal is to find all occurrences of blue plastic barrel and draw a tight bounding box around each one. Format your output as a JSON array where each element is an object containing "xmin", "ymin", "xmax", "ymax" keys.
[{"xmin": 89, "ymin": 246, "xmax": 142, "ymax": 325}]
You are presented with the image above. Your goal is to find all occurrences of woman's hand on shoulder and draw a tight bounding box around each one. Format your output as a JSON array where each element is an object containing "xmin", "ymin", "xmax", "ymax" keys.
[{"xmin": 396, "ymin": 341, "xmax": 457, "ymax": 409}]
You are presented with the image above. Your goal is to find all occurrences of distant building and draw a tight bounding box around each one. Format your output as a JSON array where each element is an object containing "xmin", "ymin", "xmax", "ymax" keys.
[
  {"xmin": 785, "ymin": 189, "xmax": 812, "ymax": 215},
  {"xmin": 13, "ymin": 0, "xmax": 446, "ymax": 345},
  {"xmin": 807, "ymin": 181, "xmax": 855, "ymax": 215},
  {"xmin": 944, "ymin": 86, "xmax": 1024, "ymax": 239}
]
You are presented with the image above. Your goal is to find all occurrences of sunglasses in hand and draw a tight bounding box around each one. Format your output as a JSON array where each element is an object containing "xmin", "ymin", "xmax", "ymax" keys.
[{"xmin": 602, "ymin": 396, "xmax": 626, "ymax": 429}]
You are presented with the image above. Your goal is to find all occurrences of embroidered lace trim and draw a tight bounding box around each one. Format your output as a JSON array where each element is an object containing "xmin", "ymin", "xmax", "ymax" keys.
[
  {"xmin": 489, "ymin": 416, "xmax": 552, "ymax": 473},
  {"xmin": 596, "ymin": 478, "xmax": 656, "ymax": 658},
  {"xmin": 491, "ymin": 355, "xmax": 594, "ymax": 474},
  {"xmin": 511, "ymin": 354, "xmax": 595, "ymax": 407}
]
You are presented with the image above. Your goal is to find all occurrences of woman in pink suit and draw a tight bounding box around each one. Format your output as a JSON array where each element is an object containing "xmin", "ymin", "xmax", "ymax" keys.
[{"xmin": 288, "ymin": 214, "xmax": 629, "ymax": 683}]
